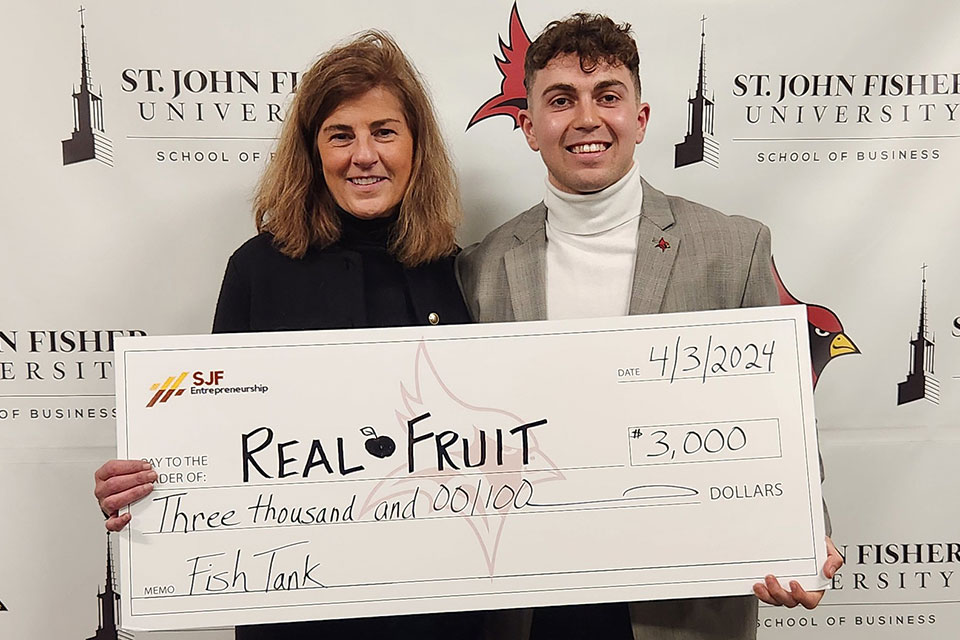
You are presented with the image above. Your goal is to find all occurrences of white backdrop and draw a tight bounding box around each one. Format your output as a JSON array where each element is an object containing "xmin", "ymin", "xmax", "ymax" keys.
[{"xmin": 1, "ymin": 1, "xmax": 957, "ymax": 638}]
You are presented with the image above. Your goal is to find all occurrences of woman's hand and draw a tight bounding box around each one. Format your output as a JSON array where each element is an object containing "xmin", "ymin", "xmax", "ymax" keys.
[{"xmin": 94, "ymin": 459, "xmax": 157, "ymax": 532}]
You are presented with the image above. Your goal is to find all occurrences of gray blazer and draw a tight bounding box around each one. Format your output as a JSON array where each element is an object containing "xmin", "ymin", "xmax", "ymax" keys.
[
  {"xmin": 459, "ymin": 179, "xmax": 778, "ymax": 322},
  {"xmin": 456, "ymin": 179, "xmax": 777, "ymax": 640}
]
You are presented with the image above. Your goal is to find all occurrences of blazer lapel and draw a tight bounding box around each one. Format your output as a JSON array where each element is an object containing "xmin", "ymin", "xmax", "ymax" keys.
[
  {"xmin": 504, "ymin": 203, "xmax": 548, "ymax": 321},
  {"xmin": 629, "ymin": 179, "xmax": 679, "ymax": 315}
]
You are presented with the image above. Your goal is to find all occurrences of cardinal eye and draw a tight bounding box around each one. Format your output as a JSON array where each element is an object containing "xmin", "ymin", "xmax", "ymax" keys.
[{"xmin": 814, "ymin": 327, "xmax": 830, "ymax": 337}]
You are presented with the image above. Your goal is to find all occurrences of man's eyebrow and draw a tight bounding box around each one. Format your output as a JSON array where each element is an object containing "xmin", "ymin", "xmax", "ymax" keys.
[
  {"xmin": 540, "ymin": 82, "xmax": 577, "ymax": 96},
  {"xmin": 594, "ymin": 79, "xmax": 629, "ymax": 92},
  {"xmin": 540, "ymin": 79, "xmax": 629, "ymax": 97}
]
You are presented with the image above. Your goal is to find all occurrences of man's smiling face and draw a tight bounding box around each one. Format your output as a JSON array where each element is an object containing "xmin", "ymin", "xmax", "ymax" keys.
[{"xmin": 519, "ymin": 54, "xmax": 650, "ymax": 194}]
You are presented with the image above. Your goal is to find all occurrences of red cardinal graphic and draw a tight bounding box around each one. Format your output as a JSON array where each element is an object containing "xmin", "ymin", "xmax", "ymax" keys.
[
  {"xmin": 771, "ymin": 257, "xmax": 859, "ymax": 389},
  {"xmin": 357, "ymin": 342, "xmax": 563, "ymax": 574},
  {"xmin": 466, "ymin": 3, "xmax": 531, "ymax": 130}
]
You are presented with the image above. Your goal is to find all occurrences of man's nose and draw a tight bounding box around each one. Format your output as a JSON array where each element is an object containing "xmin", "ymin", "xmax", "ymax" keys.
[{"xmin": 573, "ymin": 100, "xmax": 601, "ymax": 130}]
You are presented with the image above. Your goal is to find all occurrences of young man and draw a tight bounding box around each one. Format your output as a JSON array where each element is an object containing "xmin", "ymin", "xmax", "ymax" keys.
[{"xmin": 458, "ymin": 13, "xmax": 842, "ymax": 640}]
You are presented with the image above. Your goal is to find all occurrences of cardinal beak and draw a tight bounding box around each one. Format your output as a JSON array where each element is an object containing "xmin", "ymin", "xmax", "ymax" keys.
[{"xmin": 830, "ymin": 332, "xmax": 859, "ymax": 358}]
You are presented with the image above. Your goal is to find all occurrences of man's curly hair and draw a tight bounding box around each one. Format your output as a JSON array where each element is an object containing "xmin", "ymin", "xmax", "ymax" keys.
[{"xmin": 524, "ymin": 13, "xmax": 642, "ymax": 99}]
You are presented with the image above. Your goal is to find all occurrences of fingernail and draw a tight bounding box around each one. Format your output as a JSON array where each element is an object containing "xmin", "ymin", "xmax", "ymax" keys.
[
  {"xmin": 142, "ymin": 462, "xmax": 152, "ymax": 470},
  {"xmin": 147, "ymin": 471, "xmax": 158, "ymax": 482}
]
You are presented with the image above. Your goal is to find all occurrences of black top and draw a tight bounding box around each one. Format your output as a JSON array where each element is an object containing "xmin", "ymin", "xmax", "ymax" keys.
[
  {"xmin": 213, "ymin": 226, "xmax": 476, "ymax": 640},
  {"xmin": 212, "ymin": 226, "xmax": 470, "ymax": 334},
  {"xmin": 530, "ymin": 602, "xmax": 633, "ymax": 640},
  {"xmin": 335, "ymin": 207, "xmax": 419, "ymax": 327}
]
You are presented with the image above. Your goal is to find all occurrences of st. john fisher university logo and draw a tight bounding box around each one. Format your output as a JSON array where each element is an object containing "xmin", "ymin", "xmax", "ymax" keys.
[
  {"xmin": 898, "ymin": 265, "xmax": 939, "ymax": 406},
  {"xmin": 674, "ymin": 16, "xmax": 719, "ymax": 169},
  {"xmin": 466, "ymin": 3, "xmax": 531, "ymax": 131},
  {"xmin": 85, "ymin": 534, "xmax": 134, "ymax": 640},
  {"xmin": 62, "ymin": 6, "xmax": 113, "ymax": 167},
  {"xmin": 146, "ymin": 372, "xmax": 189, "ymax": 407}
]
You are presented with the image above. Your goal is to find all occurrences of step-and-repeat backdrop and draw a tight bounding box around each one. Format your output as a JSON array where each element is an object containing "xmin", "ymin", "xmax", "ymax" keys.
[{"xmin": 2, "ymin": 1, "xmax": 957, "ymax": 638}]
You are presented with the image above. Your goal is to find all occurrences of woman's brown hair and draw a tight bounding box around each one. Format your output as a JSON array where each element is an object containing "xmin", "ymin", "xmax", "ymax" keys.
[{"xmin": 255, "ymin": 31, "xmax": 460, "ymax": 266}]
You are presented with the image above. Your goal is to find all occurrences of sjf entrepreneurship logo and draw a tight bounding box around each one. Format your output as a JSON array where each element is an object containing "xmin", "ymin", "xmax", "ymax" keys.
[
  {"xmin": 146, "ymin": 369, "xmax": 267, "ymax": 407},
  {"xmin": 146, "ymin": 371, "xmax": 191, "ymax": 407}
]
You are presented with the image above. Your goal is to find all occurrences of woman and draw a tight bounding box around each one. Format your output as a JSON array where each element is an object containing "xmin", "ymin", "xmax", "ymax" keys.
[{"xmin": 95, "ymin": 30, "xmax": 477, "ymax": 639}]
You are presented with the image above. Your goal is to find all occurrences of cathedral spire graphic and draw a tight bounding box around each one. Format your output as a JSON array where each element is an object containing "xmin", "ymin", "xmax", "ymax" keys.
[
  {"xmin": 897, "ymin": 265, "xmax": 939, "ymax": 405},
  {"xmin": 85, "ymin": 533, "xmax": 132, "ymax": 640},
  {"xmin": 62, "ymin": 6, "xmax": 113, "ymax": 166},
  {"xmin": 674, "ymin": 16, "xmax": 719, "ymax": 169}
]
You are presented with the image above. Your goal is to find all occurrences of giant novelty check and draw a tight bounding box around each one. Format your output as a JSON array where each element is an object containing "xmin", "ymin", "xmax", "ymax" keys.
[{"xmin": 116, "ymin": 305, "xmax": 829, "ymax": 630}]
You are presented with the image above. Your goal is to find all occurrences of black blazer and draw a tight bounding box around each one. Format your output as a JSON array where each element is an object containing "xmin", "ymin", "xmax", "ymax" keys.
[
  {"xmin": 213, "ymin": 233, "xmax": 478, "ymax": 640},
  {"xmin": 213, "ymin": 233, "xmax": 471, "ymax": 333}
]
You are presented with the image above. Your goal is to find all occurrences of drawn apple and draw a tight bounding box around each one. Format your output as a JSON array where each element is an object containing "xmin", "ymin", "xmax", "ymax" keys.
[{"xmin": 361, "ymin": 426, "xmax": 396, "ymax": 459}]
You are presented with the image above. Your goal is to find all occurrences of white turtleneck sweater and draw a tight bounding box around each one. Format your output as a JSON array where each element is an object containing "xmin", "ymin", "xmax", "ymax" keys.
[{"xmin": 544, "ymin": 163, "xmax": 643, "ymax": 320}]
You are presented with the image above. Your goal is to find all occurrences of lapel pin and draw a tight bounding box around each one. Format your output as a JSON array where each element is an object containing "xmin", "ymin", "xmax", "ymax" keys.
[{"xmin": 654, "ymin": 237, "xmax": 671, "ymax": 253}]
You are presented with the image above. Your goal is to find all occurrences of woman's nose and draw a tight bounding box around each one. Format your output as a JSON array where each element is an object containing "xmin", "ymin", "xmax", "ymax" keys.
[{"xmin": 352, "ymin": 135, "xmax": 378, "ymax": 166}]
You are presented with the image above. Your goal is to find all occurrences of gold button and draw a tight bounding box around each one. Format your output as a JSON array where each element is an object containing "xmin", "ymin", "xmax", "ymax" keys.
[{"xmin": 428, "ymin": 312, "xmax": 439, "ymax": 325}]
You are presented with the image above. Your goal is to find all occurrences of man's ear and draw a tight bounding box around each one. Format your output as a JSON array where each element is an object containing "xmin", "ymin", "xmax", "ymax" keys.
[
  {"xmin": 636, "ymin": 102, "xmax": 651, "ymax": 144},
  {"xmin": 518, "ymin": 108, "xmax": 540, "ymax": 152}
]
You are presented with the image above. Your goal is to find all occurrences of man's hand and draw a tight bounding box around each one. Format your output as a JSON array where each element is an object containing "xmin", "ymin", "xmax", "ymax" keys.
[
  {"xmin": 94, "ymin": 459, "xmax": 157, "ymax": 532},
  {"xmin": 753, "ymin": 536, "xmax": 843, "ymax": 609}
]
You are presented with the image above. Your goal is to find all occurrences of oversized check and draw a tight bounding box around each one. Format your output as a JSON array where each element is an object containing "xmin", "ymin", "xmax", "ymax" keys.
[{"xmin": 116, "ymin": 304, "xmax": 829, "ymax": 630}]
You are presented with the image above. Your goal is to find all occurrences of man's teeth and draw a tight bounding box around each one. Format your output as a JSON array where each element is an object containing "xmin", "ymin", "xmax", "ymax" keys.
[
  {"xmin": 349, "ymin": 177, "xmax": 382, "ymax": 185},
  {"xmin": 570, "ymin": 143, "xmax": 607, "ymax": 154}
]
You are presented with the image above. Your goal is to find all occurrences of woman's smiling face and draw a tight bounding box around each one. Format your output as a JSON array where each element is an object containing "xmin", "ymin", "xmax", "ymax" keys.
[{"xmin": 317, "ymin": 86, "xmax": 414, "ymax": 218}]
